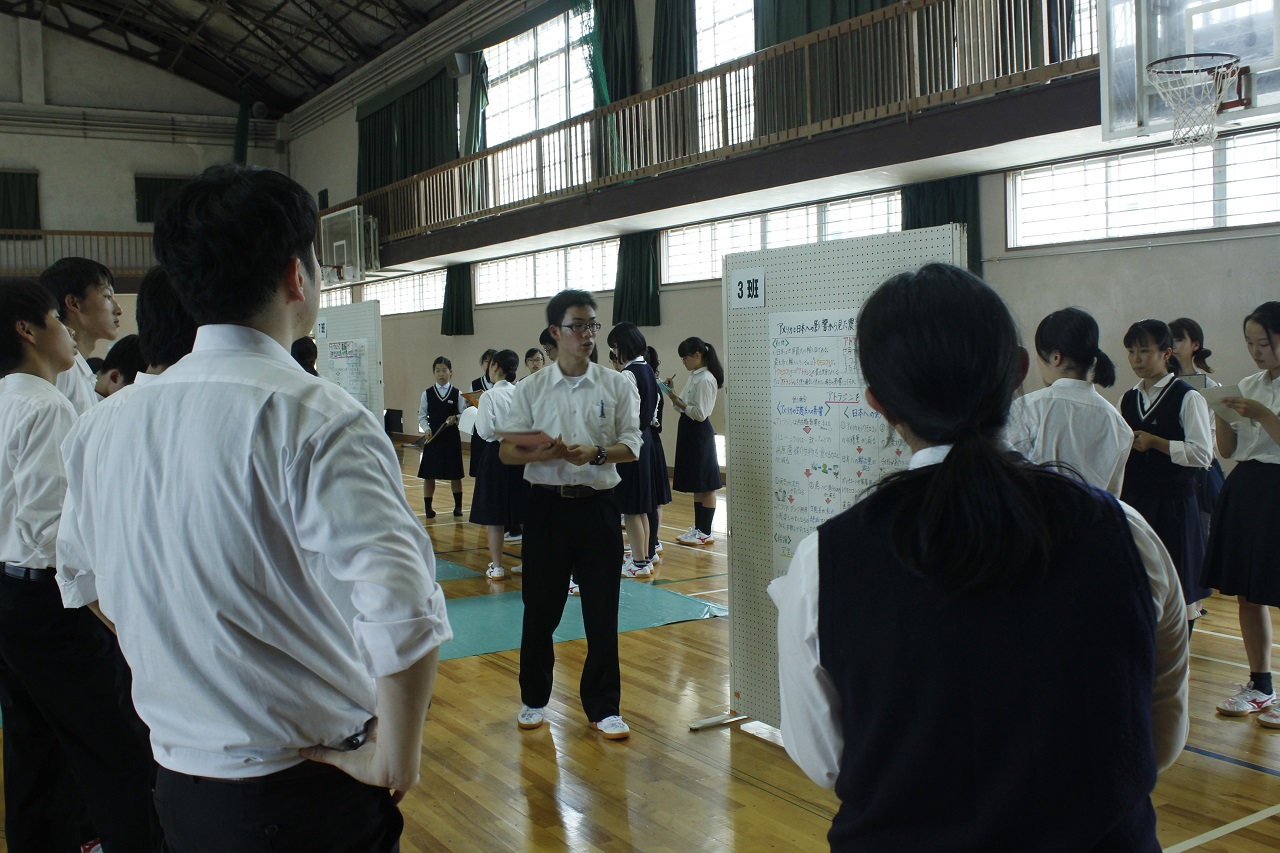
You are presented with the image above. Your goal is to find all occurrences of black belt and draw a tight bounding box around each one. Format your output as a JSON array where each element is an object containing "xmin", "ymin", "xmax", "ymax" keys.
[
  {"xmin": 2, "ymin": 563, "xmax": 56, "ymax": 582},
  {"xmin": 535, "ymin": 484, "xmax": 610, "ymax": 499}
]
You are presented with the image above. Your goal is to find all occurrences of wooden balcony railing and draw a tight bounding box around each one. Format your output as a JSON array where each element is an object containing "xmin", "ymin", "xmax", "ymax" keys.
[
  {"xmin": 329, "ymin": 0, "xmax": 1098, "ymax": 243},
  {"xmin": 0, "ymin": 230, "xmax": 155, "ymax": 278}
]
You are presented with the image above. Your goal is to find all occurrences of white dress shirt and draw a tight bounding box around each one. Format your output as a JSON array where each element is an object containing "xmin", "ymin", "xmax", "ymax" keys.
[
  {"xmin": 475, "ymin": 380, "xmax": 517, "ymax": 443},
  {"xmin": 1228, "ymin": 370, "xmax": 1280, "ymax": 464},
  {"xmin": 418, "ymin": 383, "xmax": 465, "ymax": 434},
  {"xmin": 0, "ymin": 375, "xmax": 77, "ymax": 569},
  {"xmin": 57, "ymin": 325, "xmax": 452, "ymax": 778},
  {"xmin": 681, "ymin": 367, "xmax": 719, "ymax": 423},
  {"xmin": 55, "ymin": 352, "xmax": 98, "ymax": 416},
  {"xmin": 768, "ymin": 444, "xmax": 1189, "ymax": 788},
  {"xmin": 501, "ymin": 361, "xmax": 641, "ymax": 489},
  {"xmin": 1126, "ymin": 373, "xmax": 1214, "ymax": 468},
  {"xmin": 1006, "ymin": 378, "xmax": 1133, "ymax": 495}
]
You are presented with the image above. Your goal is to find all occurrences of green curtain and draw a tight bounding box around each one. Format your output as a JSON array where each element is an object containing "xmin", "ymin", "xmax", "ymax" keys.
[
  {"xmin": 233, "ymin": 87, "xmax": 251, "ymax": 166},
  {"xmin": 593, "ymin": 0, "xmax": 639, "ymax": 105},
  {"xmin": 612, "ymin": 231, "xmax": 661, "ymax": 326},
  {"xmin": 901, "ymin": 175, "xmax": 983, "ymax": 275},
  {"xmin": 754, "ymin": 0, "xmax": 890, "ymax": 48},
  {"xmin": 462, "ymin": 52, "xmax": 489, "ymax": 216},
  {"xmin": 441, "ymin": 264, "xmax": 474, "ymax": 336},
  {"xmin": 653, "ymin": 0, "xmax": 696, "ymax": 85},
  {"xmin": 0, "ymin": 172, "xmax": 41, "ymax": 231},
  {"xmin": 135, "ymin": 176, "xmax": 191, "ymax": 223},
  {"xmin": 357, "ymin": 70, "xmax": 458, "ymax": 195},
  {"xmin": 357, "ymin": 103, "xmax": 399, "ymax": 195}
]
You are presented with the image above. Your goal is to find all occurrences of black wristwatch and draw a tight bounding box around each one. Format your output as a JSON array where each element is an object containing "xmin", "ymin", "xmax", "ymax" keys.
[{"xmin": 589, "ymin": 445, "xmax": 609, "ymax": 466}]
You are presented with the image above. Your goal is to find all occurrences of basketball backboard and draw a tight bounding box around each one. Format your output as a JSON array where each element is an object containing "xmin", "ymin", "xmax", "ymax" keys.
[{"xmin": 1100, "ymin": 0, "xmax": 1280, "ymax": 140}]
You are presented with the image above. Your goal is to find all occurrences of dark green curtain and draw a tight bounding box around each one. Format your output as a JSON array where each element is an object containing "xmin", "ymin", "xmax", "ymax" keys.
[
  {"xmin": 357, "ymin": 70, "xmax": 458, "ymax": 195},
  {"xmin": 440, "ymin": 264, "xmax": 474, "ymax": 336},
  {"xmin": 0, "ymin": 172, "xmax": 41, "ymax": 230},
  {"xmin": 901, "ymin": 175, "xmax": 983, "ymax": 275},
  {"xmin": 612, "ymin": 231, "xmax": 661, "ymax": 326},
  {"xmin": 233, "ymin": 87, "xmax": 251, "ymax": 165},
  {"xmin": 592, "ymin": 0, "xmax": 639, "ymax": 106},
  {"xmin": 653, "ymin": 0, "xmax": 698, "ymax": 161},
  {"xmin": 135, "ymin": 176, "xmax": 191, "ymax": 223},
  {"xmin": 462, "ymin": 52, "xmax": 489, "ymax": 216}
]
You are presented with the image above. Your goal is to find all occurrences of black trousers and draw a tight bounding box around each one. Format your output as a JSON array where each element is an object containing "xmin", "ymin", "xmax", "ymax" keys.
[
  {"xmin": 519, "ymin": 488, "xmax": 624, "ymax": 722},
  {"xmin": 154, "ymin": 762, "xmax": 402, "ymax": 852},
  {"xmin": 0, "ymin": 572, "xmax": 158, "ymax": 853}
]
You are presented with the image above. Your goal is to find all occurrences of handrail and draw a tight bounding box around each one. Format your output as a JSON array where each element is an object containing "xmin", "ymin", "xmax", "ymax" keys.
[
  {"xmin": 331, "ymin": 0, "xmax": 1100, "ymax": 244},
  {"xmin": 0, "ymin": 230, "xmax": 155, "ymax": 277}
]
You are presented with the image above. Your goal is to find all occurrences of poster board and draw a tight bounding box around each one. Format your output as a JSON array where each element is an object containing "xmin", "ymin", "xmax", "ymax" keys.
[
  {"xmin": 315, "ymin": 299, "xmax": 385, "ymax": 418},
  {"xmin": 725, "ymin": 225, "xmax": 968, "ymax": 728}
]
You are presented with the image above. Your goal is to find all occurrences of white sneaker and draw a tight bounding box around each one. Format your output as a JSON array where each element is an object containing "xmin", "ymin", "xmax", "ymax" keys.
[
  {"xmin": 517, "ymin": 704, "xmax": 545, "ymax": 729},
  {"xmin": 485, "ymin": 562, "xmax": 505, "ymax": 580},
  {"xmin": 591, "ymin": 715, "xmax": 630, "ymax": 740},
  {"xmin": 622, "ymin": 561, "xmax": 653, "ymax": 579},
  {"xmin": 568, "ymin": 579, "xmax": 580, "ymax": 596},
  {"xmin": 624, "ymin": 549, "xmax": 660, "ymax": 564},
  {"xmin": 676, "ymin": 526, "xmax": 702, "ymax": 545},
  {"xmin": 654, "ymin": 542, "xmax": 663, "ymax": 554},
  {"xmin": 1217, "ymin": 682, "xmax": 1279, "ymax": 716},
  {"xmin": 504, "ymin": 532, "xmax": 523, "ymax": 543}
]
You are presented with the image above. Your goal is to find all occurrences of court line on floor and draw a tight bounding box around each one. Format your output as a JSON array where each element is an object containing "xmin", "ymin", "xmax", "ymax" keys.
[
  {"xmin": 1162, "ymin": 801, "xmax": 1280, "ymax": 853},
  {"xmin": 1191, "ymin": 652, "xmax": 1249, "ymax": 670},
  {"xmin": 1196, "ymin": 628, "xmax": 1280, "ymax": 650},
  {"xmin": 654, "ymin": 572, "xmax": 729, "ymax": 586}
]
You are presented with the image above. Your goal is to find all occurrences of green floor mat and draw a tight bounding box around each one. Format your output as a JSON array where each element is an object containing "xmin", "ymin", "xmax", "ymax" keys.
[
  {"xmin": 439, "ymin": 580, "xmax": 727, "ymax": 661},
  {"xmin": 435, "ymin": 559, "xmax": 481, "ymax": 581}
]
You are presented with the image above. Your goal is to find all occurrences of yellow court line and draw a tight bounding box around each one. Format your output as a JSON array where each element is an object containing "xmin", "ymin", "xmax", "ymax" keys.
[{"xmin": 1162, "ymin": 802, "xmax": 1280, "ymax": 853}]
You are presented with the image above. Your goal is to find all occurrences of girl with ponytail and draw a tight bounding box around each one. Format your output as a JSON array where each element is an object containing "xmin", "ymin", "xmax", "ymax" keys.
[
  {"xmin": 1006, "ymin": 307, "xmax": 1133, "ymax": 496},
  {"xmin": 1169, "ymin": 316, "xmax": 1226, "ymax": 537},
  {"xmin": 770, "ymin": 264, "xmax": 1188, "ymax": 850},
  {"xmin": 666, "ymin": 336, "xmax": 725, "ymax": 545}
]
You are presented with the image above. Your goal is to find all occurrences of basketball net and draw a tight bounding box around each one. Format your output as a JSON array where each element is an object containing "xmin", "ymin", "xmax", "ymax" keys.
[{"xmin": 1146, "ymin": 53, "xmax": 1241, "ymax": 146}]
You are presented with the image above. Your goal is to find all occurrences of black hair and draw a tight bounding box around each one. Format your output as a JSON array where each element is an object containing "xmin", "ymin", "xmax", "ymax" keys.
[
  {"xmin": 99, "ymin": 334, "xmax": 146, "ymax": 385},
  {"xmin": 291, "ymin": 337, "xmax": 319, "ymax": 375},
  {"xmin": 136, "ymin": 266, "xmax": 197, "ymax": 368},
  {"xmin": 85, "ymin": 356, "xmax": 104, "ymax": 373},
  {"xmin": 479, "ymin": 348, "xmax": 497, "ymax": 367},
  {"xmin": 39, "ymin": 257, "xmax": 114, "ymax": 322},
  {"xmin": 539, "ymin": 328, "xmax": 556, "ymax": 349},
  {"xmin": 1168, "ymin": 317, "xmax": 1213, "ymax": 373},
  {"xmin": 1123, "ymin": 319, "xmax": 1182, "ymax": 375},
  {"xmin": 493, "ymin": 349, "xmax": 519, "ymax": 382},
  {"xmin": 153, "ymin": 164, "xmax": 318, "ymax": 326},
  {"xmin": 644, "ymin": 346, "xmax": 660, "ymax": 371},
  {"xmin": 677, "ymin": 336, "xmax": 724, "ymax": 387},
  {"xmin": 859, "ymin": 263, "xmax": 1081, "ymax": 595},
  {"xmin": 1244, "ymin": 302, "xmax": 1280, "ymax": 341},
  {"xmin": 524, "ymin": 347, "xmax": 545, "ymax": 362},
  {"xmin": 0, "ymin": 277, "xmax": 58, "ymax": 375},
  {"xmin": 545, "ymin": 289, "xmax": 597, "ymax": 327},
  {"xmin": 433, "ymin": 356, "xmax": 453, "ymax": 371},
  {"xmin": 1033, "ymin": 307, "xmax": 1116, "ymax": 387},
  {"xmin": 607, "ymin": 322, "xmax": 647, "ymax": 362}
]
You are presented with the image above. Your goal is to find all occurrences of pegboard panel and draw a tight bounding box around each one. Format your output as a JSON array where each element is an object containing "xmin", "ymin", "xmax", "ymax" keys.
[
  {"xmin": 725, "ymin": 225, "xmax": 967, "ymax": 727},
  {"xmin": 315, "ymin": 299, "xmax": 385, "ymax": 417}
]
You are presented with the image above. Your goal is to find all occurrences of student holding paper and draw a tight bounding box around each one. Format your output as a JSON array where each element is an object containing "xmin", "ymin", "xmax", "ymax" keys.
[{"xmin": 1203, "ymin": 302, "xmax": 1280, "ymax": 726}]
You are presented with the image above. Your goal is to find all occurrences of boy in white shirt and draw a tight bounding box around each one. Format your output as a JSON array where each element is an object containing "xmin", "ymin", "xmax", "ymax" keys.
[{"xmin": 39, "ymin": 257, "xmax": 122, "ymax": 415}]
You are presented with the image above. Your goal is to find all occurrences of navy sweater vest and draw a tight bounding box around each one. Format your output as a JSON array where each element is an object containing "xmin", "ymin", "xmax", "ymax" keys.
[
  {"xmin": 1121, "ymin": 379, "xmax": 1197, "ymax": 491},
  {"xmin": 816, "ymin": 475, "xmax": 1159, "ymax": 852}
]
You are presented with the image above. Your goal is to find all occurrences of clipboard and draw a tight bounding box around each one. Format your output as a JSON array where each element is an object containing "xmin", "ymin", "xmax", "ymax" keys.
[
  {"xmin": 462, "ymin": 390, "xmax": 483, "ymax": 407},
  {"xmin": 1199, "ymin": 384, "xmax": 1245, "ymax": 425}
]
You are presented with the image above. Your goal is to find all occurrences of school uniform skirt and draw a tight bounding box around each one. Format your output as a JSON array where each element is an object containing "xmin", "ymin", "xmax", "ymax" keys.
[
  {"xmin": 651, "ymin": 428, "xmax": 672, "ymax": 507},
  {"xmin": 673, "ymin": 414, "xmax": 722, "ymax": 493},
  {"xmin": 418, "ymin": 427, "xmax": 464, "ymax": 480},
  {"xmin": 469, "ymin": 434, "xmax": 490, "ymax": 478},
  {"xmin": 1122, "ymin": 477, "xmax": 1209, "ymax": 605},
  {"xmin": 468, "ymin": 441, "xmax": 529, "ymax": 527},
  {"xmin": 1202, "ymin": 460, "xmax": 1280, "ymax": 605},
  {"xmin": 615, "ymin": 426, "xmax": 667, "ymax": 515}
]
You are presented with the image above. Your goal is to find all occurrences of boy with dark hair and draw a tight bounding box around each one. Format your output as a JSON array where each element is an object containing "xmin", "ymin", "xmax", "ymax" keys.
[
  {"xmin": 38, "ymin": 257, "xmax": 122, "ymax": 414},
  {"xmin": 539, "ymin": 326, "xmax": 558, "ymax": 362},
  {"xmin": 95, "ymin": 334, "xmax": 146, "ymax": 398},
  {"xmin": 500, "ymin": 289, "xmax": 641, "ymax": 739},
  {"xmin": 0, "ymin": 277, "xmax": 158, "ymax": 852},
  {"xmin": 58, "ymin": 164, "xmax": 451, "ymax": 851},
  {"xmin": 134, "ymin": 265, "xmax": 197, "ymax": 377}
]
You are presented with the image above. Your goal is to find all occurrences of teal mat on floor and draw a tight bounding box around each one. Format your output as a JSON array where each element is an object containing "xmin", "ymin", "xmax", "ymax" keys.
[
  {"xmin": 437, "ymin": 570, "xmax": 727, "ymax": 662},
  {"xmin": 435, "ymin": 559, "xmax": 481, "ymax": 581}
]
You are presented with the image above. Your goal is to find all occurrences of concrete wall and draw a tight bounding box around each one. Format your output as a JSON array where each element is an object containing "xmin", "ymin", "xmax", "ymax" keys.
[{"xmin": 289, "ymin": 105, "xmax": 359, "ymax": 207}]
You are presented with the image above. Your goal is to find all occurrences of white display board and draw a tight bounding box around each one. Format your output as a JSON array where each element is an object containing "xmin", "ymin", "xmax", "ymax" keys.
[
  {"xmin": 315, "ymin": 300, "xmax": 385, "ymax": 418},
  {"xmin": 725, "ymin": 225, "xmax": 968, "ymax": 728}
]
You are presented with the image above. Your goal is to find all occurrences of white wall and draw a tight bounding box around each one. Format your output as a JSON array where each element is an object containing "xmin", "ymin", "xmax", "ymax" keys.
[{"xmin": 289, "ymin": 105, "xmax": 359, "ymax": 206}]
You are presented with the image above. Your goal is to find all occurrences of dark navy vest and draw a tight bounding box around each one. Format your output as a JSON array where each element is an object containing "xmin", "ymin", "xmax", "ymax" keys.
[
  {"xmin": 816, "ymin": 475, "xmax": 1159, "ymax": 852},
  {"xmin": 1121, "ymin": 379, "xmax": 1197, "ymax": 491}
]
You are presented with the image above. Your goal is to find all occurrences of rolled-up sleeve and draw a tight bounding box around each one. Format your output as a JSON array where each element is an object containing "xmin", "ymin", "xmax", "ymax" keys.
[
  {"xmin": 614, "ymin": 377, "xmax": 641, "ymax": 457},
  {"xmin": 293, "ymin": 409, "xmax": 452, "ymax": 677},
  {"xmin": 769, "ymin": 532, "xmax": 843, "ymax": 788},
  {"xmin": 683, "ymin": 373, "xmax": 718, "ymax": 423},
  {"xmin": 1169, "ymin": 390, "xmax": 1214, "ymax": 469}
]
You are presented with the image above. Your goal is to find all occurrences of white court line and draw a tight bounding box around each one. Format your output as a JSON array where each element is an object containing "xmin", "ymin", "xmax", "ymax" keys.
[
  {"xmin": 1197, "ymin": 629, "xmax": 1280, "ymax": 650},
  {"xmin": 1191, "ymin": 652, "xmax": 1250, "ymax": 670},
  {"xmin": 682, "ymin": 588, "xmax": 728, "ymax": 597},
  {"xmin": 1162, "ymin": 803, "xmax": 1280, "ymax": 853}
]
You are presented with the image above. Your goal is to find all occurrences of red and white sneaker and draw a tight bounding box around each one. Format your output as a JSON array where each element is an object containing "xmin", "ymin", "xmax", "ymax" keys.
[
  {"xmin": 676, "ymin": 526, "xmax": 714, "ymax": 546},
  {"xmin": 1217, "ymin": 682, "xmax": 1279, "ymax": 716}
]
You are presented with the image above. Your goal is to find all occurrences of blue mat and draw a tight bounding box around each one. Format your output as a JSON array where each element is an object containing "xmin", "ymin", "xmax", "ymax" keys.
[
  {"xmin": 438, "ymin": 577, "xmax": 727, "ymax": 661},
  {"xmin": 435, "ymin": 559, "xmax": 480, "ymax": 581}
]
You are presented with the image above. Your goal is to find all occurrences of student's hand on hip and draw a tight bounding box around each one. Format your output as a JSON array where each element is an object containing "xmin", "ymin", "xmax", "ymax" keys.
[{"xmin": 300, "ymin": 719, "xmax": 419, "ymax": 804}]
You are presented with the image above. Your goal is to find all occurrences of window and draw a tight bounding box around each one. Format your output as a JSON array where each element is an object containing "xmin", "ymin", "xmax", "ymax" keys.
[
  {"xmin": 485, "ymin": 9, "xmax": 595, "ymax": 147},
  {"xmin": 475, "ymin": 238, "xmax": 620, "ymax": 304},
  {"xmin": 696, "ymin": 0, "xmax": 755, "ymax": 71},
  {"xmin": 695, "ymin": 0, "xmax": 756, "ymax": 149},
  {"xmin": 135, "ymin": 176, "xmax": 191, "ymax": 223},
  {"xmin": 361, "ymin": 270, "xmax": 447, "ymax": 315},
  {"xmin": 0, "ymin": 171, "xmax": 41, "ymax": 230},
  {"xmin": 320, "ymin": 287, "xmax": 353, "ymax": 308},
  {"xmin": 662, "ymin": 190, "xmax": 902, "ymax": 283},
  {"xmin": 1008, "ymin": 126, "xmax": 1280, "ymax": 247}
]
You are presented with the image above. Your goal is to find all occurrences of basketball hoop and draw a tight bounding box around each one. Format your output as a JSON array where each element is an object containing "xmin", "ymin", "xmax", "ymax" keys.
[{"xmin": 1146, "ymin": 53, "xmax": 1243, "ymax": 146}]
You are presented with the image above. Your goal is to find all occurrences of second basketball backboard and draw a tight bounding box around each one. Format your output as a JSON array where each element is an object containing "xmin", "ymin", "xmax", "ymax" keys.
[{"xmin": 1101, "ymin": 0, "xmax": 1280, "ymax": 140}]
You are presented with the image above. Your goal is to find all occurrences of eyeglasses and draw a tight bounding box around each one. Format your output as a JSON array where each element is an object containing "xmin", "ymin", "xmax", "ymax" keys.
[{"xmin": 558, "ymin": 321, "xmax": 602, "ymax": 335}]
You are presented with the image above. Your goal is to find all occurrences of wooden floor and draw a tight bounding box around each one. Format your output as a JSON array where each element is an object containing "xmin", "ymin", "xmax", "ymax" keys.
[{"xmin": 4, "ymin": 445, "xmax": 1280, "ymax": 850}]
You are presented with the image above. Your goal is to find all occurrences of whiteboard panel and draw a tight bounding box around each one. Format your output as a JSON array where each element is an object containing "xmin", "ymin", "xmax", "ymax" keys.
[{"xmin": 315, "ymin": 300, "xmax": 385, "ymax": 418}]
